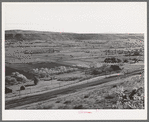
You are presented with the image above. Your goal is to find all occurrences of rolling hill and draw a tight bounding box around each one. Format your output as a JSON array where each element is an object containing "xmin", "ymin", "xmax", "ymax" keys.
[{"xmin": 5, "ymin": 30, "xmax": 144, "ymax": 42}]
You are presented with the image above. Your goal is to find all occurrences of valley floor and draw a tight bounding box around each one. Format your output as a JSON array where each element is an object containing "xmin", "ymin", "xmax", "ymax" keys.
[{"xmin": 5, "ymin": 69, "xmax": 143, "ymax": 109}]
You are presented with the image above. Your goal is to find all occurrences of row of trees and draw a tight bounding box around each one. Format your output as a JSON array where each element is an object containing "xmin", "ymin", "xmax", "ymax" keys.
[
  {"xmin": 32, "ymin": 66, "xmax": 78, "ymax": 78},
  {"xmin": 104, "ymin": 57, "xmax": 140, "ymax": 63},
  {"xmin": 24, "ymin": 48, "xmax": 55, "ymax": 54},
  {"xmin": 105, "ymin": 48, "xmax": 143, "ymax": 56}
]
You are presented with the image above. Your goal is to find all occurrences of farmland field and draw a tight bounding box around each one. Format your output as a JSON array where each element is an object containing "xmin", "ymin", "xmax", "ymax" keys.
[{"xmin": 5, "ymin": 30, "xmax": 144, "ymax": 109}]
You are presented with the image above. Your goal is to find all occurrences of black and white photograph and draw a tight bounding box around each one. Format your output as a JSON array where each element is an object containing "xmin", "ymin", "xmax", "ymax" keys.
[{"xmin": 2, "ymin": 2, "xmax": 147, "ymax": 120}]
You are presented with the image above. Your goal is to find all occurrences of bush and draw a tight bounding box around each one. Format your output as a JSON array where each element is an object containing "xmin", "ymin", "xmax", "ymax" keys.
[
  {"xmin": 132, "ymin": 58, "xmax": 138, "ymax": 63},
  {"xmin": 110, "ymin": 65, "xmax": 121, "ymax": 71},
  {"xmin": 34, "ymin": 76, "xmax": 40, "ymax": 85},
  {"xmin": 20, "ymin": 85, "xmax": 25, "ymax": 90},
  {"xmin": 73, "ymin": 105, "xmax": 84, "ymax": 109},
  {"xmin": 117, "ymin": 58, "xmax": 122, "ymax": 63},
  {"xmin": 5, "ymin": 76, "xmax": 12, "ymax": 82},
  {"xmin": 7, "ymin": 72, "xmax": 29, "ymax": 85},
  {"xmin": 123, "ymin": 58, "xmax": 129, "ymax": 63},
  {"xmin": 64, "ymin": 100, "xmax": 71, "ymax": 104},
  {"xmin": 10, "ymin": 77, "xmax": 17, "ymax": 84},
  {"xmin": 39, "ymin": 73, "xmax": 47, "ymax": 78},
  {"xmin": 5, "ymin": 87, "xmax": 12, "ymax": 94},
  {"xmin": 16, "ymin": 75, "xmax": 26, "ymax": 82},
  {"xmin": 84, "ymin": 95, "xmax": 89, "ymax": 98},
  {"xmin": 113, "ymin": 86, "xmax": 144, "ymax": 109},
  {"xmin": 103, "ymin": 66, "xmax": 113, "ymax": 72},
  {"xmin": 133, "ymin": 51, "xmax": 140, "ymax": 56},
  {"xmin": 5, "ymin": 76, "xmax": 17, "ymax": 85},
  {"xmin": 90, "ymin": 69, "xmax": 102, "ymax": 75}
]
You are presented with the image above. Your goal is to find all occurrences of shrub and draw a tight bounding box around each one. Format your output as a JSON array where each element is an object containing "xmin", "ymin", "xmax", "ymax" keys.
[
  {"xmin": 90, "ymin": 69, "xmax": 102, "ymax": 75},
  {"xmin": 11, "ymin": 72, "xmax": 16, "ymax": 76},
  {"xmin": 16, "ymin": 75, "xmax": 26, "ymax": 82},
  {"xmin": 113, "ymin": 86, "xmax": 144, "ymax": 109},
  {"xmin": 117, "ymin": 58, "xmax": 122, "ymax": 63},
  {"xmin": 8, "ymin": 72, "xmax": 29, "ymax": 85},
  {"xmin": 132, "ymin": 58, "xmax": 138, "ymax": 63},
  {"xmin": 64, "ymin": 100, "xmax": 71, "ymax": 104},
  {"xmin": 20, "ymin": 85, "xmax": 25, "ymax": 90},
  {"xmin": 39, "ymin": 73, "xmax": 47, "ymax": 78},
  {"xmin": 42, "ymin": 104, "xmax": 54, "ymax": 109},
  {"xmin": 5, "ymin": 76, "xmax": 17, "ymax": 85},
  {"xmin": 123, "ymin": 58, "xmax": 129, "ymax": 63},
  {"xmin": 73, "ymin": 105, "xmax": 84, "ymax": 109},
  {"xmin": 110, "ymin": 65, "xmax": 121, "ymax": 71},
  {"xmin": 113, "ymin": 85, "xmax": 117, "ymax": 88},
  {"xmin": 133, "ymin": 51, "xmax": 140, "ymax": 56},
  {"xmin": 5, "ymin": 87, "xmax": 12, "ymax": 94},
  {"xmin": 84, "ymin": 95, "xmax": 89, "ymax": 98},
  {"xmin": 55, "ymin": 100, "xmax": 60, "ymax": 103},
  {"xmin": 34, "ymin": 76, "xmax": 40, "ymax": 85},
  {"xmin": 103, "ymin": 66, "xmax": 113, "ymax": 72},
  {"xmin": 10, "ymin": 77, "xmax": 17, "ymax": 85},
  {"xmin": 5, "ymin": 76, "xmax": 12, "ymax": 83}
]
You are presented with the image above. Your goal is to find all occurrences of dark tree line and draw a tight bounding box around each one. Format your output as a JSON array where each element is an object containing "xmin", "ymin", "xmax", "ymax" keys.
[{"xmin": 104, "ymin": 57, "xmax": 122, "ymax": 63}]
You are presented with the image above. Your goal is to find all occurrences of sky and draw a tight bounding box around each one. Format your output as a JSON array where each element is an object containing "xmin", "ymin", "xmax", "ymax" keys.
[{"xmin": 3, "ymin": 2, "xmax": 147, "ymax": 33}]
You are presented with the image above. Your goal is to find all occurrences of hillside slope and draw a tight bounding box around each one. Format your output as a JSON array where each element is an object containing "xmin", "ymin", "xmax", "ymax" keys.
[{"xmin": 5, "ymin": 30, "xmax": 144, "ymax": 42}]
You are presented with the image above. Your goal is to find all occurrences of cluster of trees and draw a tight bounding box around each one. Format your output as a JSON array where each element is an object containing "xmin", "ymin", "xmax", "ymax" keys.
[
  {"xmin": 86, "ymin": 65, "xmax": 121, "ymax": 75},
  {"xmin": 104, "ymin": 57, "xmax": 122, "ymax": 63},
  {"xmin": 24, "ymin": 48, "xmax": 55, "ymax": 54},
  {"xmin": 125, "ymin": 50, "xmax": 141, "ymax": 56},
  {"xmin": 6, "ymin": 51, "xmax": 32, "ymax": 60},
  {"xmin": 105, "ymin": 48, "xmax": 143, "ymax": 56},
  {"xmin": 5, "ymin": 72, "xmax": 28, "ymax": 86},
  {"xmin": 104, "ymin": 57, "xmax": 140, "ymax": 63},
  {"xmin": 32, "ymin": 66, "xmax": 78, "ymax": 78}
]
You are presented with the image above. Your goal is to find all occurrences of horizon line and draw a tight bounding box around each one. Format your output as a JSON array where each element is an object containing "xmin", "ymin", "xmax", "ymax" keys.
[{"xmin": 5, "ymin": 29, "xmax": 144, "ymax": 34}]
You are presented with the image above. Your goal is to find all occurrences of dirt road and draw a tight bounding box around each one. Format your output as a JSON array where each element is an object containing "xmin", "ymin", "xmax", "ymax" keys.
[{"xmin": 5, "ymin": 69, "xmax": 143, "ymax": 109}]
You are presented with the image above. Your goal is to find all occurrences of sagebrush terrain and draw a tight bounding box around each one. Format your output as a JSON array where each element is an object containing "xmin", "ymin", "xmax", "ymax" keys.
[{"xmin": 5, "ymin": 30, "xmax": 144, "ymax": 109}]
